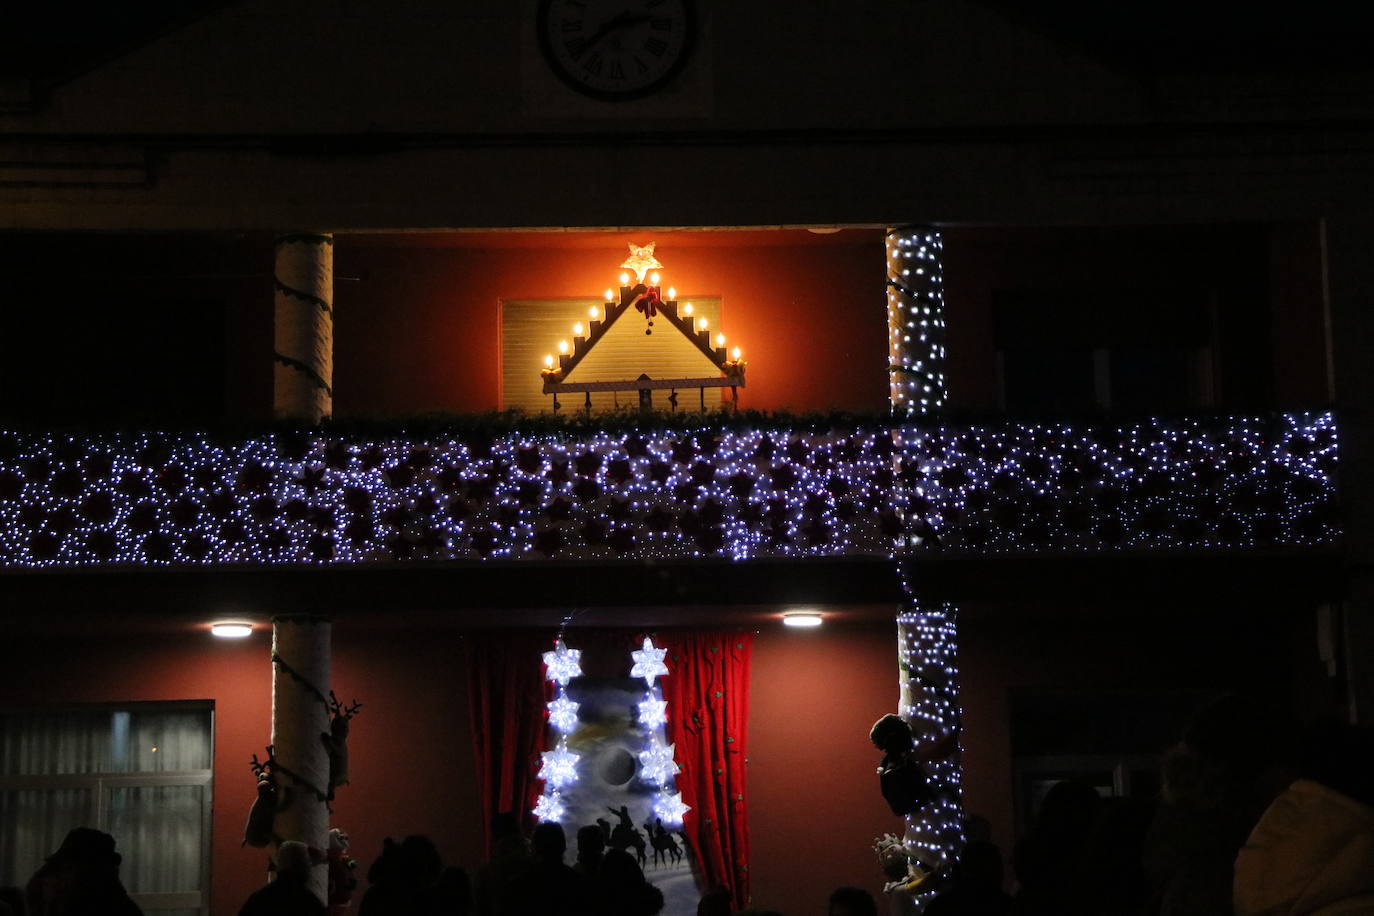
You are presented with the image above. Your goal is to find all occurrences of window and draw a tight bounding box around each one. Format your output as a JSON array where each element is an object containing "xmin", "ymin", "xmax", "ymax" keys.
[
  {"xmin": 994, "ymin": 290, "xmax": 1215, "ymax": 413},
  {"xmin": 501, "ymin": 297, "xmax": 724, "ymax": 413},
  {"xmin": 0, "ymin": 702, "xmax": 213, "ymax": 916}
]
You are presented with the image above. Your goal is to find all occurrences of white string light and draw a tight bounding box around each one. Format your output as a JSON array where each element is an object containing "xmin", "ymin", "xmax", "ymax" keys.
[
  {"xmin": 535, "ymin": 638, "xmax": 583, "ymax": 822},
  {"xmin": 0, "ymin": 417, "xmax": 1336, "ymax": 568},
  {"xmin": 631, "ymin": 638, "xmax": 690, "ymax": 827}
]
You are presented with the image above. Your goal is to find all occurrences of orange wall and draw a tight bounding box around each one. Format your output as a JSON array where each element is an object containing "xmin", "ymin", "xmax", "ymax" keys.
[{"xmin": 331, "ymin": 237, "xmax": 890, "ymax": 417}]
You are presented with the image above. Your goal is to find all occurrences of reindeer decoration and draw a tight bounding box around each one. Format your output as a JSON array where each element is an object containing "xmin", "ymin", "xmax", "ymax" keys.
[
  {"xmin": 243, "ymin": 745, "xmax": 291, "ymax": 848},
  {"xmin": 320, "ymin": 691, "xmax": 362, "ymax": 802}
]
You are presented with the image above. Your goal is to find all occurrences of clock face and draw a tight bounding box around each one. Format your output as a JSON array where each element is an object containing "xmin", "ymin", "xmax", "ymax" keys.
[{"xmin": 537, "ymin": 0, "xmax": 695, "ymax": 101}]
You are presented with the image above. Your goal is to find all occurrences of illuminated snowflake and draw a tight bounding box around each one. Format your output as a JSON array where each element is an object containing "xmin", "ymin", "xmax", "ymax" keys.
[
  {"xmin": 533, "ymin": 793, "xmax": 565, "ymax": 822},
  {"xmin": 638, "ymin": 738, "xmax": 680, "ymax": 786},
  {"xmin": 547, "ymin": 694, "xmax": 581, "ymax": 732},
  {"xmin": 630, "ymin": 637, "xmax": 669, "ymax": 687},
  {"xmin": 542, "ymin": 639, "xmax": 582, "ymax": 686},
  {"xmin": 637, "ymin": 696, "xmax": 668, "ymax": 729},
  {"xmin": 654, "ymin": 791, "xmax": 690, "ymax": 826},
  {"xmin": 539, "ymin": 744, "xmax": 581, "ymax": 789}
]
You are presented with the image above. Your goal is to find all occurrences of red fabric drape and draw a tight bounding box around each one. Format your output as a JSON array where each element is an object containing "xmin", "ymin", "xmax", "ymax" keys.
[
  {"xmin": 463, "ymin": 632, "xmax": 555, "ymax": 855},
  {"xmin": 662, "ymin": 631, "xmax": 754, "ymax": 910}
]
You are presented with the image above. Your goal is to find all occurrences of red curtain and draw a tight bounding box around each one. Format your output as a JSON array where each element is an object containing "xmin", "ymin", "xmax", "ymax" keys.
[
  {"xmin": 662, "ymin": 631, "xmax": 754, "ymax": 910},
  {"xmin": 464, "ymin": 631, "xmax": 555, "ymax": 855}
]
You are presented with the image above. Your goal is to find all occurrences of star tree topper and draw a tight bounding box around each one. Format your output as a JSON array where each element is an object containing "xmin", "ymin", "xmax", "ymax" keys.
[
  {"xmin": 620, "ymin": 242, "xmax": 663, "ymax": 284},
  {"xmin": 543, "ymin": 639, "xmax": 583, "ymax": 686},
  {"xmin": 631, "ymin": 637, "xmax": 670, "ymax": 687}
]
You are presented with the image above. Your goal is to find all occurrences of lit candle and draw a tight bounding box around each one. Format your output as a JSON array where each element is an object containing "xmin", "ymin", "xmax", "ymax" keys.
[
  {"xmin": 604, "ymin": 290, "xmax": 613, "ymax": 302},
  {"xmin": 716, "ymin": 333, "xmax": 726, "ymax": 347},
  {"xmin": 732, "ymin": 346, "xmax": 741, "ymax": 361},
  {"xmin": 683, "ymin": 302, "xmax": 694, "ymax": 316},
  {"xmin": 619, "ymin": 273, "xmax": 630, "ymax": 285},
  {"xmin": 698, "ymin": 317, "xmax": 708, "ymax": 332},
  {"xmin": 650, "ymin": 272, "xmax": 661, "ymax": 286},
  {"xmin": 544, "ymin": 355, "xmax": 554, "ymax": 369},
  {"xmin": 590, "ymin": 304, "xmax": 600, "ymax": 320},
  {"xmin": 573, "ymin": 322, "xmax": 584, "ymax": 336},
  {"xmin": 667, "ymin": 286, "xmax": 676, "ymax": 300},
  {"xmin": 558, "ymin": 340, "xmax": 569, "ymax": 354}
]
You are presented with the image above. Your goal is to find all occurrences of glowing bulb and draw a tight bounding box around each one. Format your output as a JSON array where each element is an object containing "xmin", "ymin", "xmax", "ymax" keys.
[
  {"xmin": 650, "ymin": 272, "xmax": 661, "ymax": 285},
  {"xmin": 716, "ymin": 333, "xmax": 726, "ymax": 347},
  {"xmin": 558, "ymin": 340, "xmax": 569, "ymax": 354},
  {"xmin": 590, "ymin": 305, "xmax": 600, "ymax": 321},
  {"xmin": 732, "ymin": 346, "xmax": 741, "ymax": 360},
  {"xmin": 211, "ymin": 623, "xmax": 253, "ymax": 638},
  {"xmin": 544, "ymin": 355, "xmax": 554, "ymax": 368},
  {"xmin": 573, "ymin": 322, "xmax": 583, "ymax": 336},
  {"xmin": 667, "ymin": 286, "xmax": 676, "ymax": 299},
  {"xmin": 619, "ymin": 273, "xmax": 629, "ymax": 285},
  {"xmin": 783, "ymin": 613, "xmax": 822, "ymax": 628},
  {"xmin": 604, "ymin": 289, "xmax": 614, "ymax": 302},
  {"xmin": 698, "ymin": 317, "xmax": 708, "ymax": 332},
  {"xmin": 683, "ymin": 302, "xmax": 694, "ymax": 316}
]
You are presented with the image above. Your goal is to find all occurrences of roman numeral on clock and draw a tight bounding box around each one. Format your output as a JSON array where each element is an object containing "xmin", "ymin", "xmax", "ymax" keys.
[
  {"xmin": 651, "ymin": 17, "xmax": 672, "ymax": 30},
  {"xmin": 583, "ymin": 51, "xmax": 603, "ymax": 75},
  {"xmin": 645, "ymin": 36, "xmax": 667, "ymax": 57},
  {"xmin": 609, "ymin": 60, "xmax": 625, "ymax": 80},
  {"xmin": 564, "ymin": 37, "xmax": 588, "ymax": 58}
]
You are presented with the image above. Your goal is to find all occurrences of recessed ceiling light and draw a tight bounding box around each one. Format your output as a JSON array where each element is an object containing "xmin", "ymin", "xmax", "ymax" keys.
[
  {"xmin": 782, "ymin": 613, "xmax": 823, "ymax": 628},
  {"xmin": 210, "ymin": 623, "xmax": 253, "ymax": 638}
]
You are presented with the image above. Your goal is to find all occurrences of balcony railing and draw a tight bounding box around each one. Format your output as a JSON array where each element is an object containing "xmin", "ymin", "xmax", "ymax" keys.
[{"xmin": 0, "ymin": 412, "xmax": 1337, "ymax": 568}]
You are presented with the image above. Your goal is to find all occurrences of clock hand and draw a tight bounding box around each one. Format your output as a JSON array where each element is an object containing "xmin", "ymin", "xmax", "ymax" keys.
[{"xmin": 579, "ymin": 9, "xmax": 650, "ymax": 56}]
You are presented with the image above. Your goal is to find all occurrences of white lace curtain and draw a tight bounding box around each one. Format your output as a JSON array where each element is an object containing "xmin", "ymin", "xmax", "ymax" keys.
[{"xmin": 0, "ymin": 706, "xmax": 211, "ymax": 912}]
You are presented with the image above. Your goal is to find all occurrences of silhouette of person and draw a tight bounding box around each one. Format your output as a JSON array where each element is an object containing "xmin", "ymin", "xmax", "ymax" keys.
[
  {"xmin": 828, "ymin": 885, "xmax": 878, "ymax": 916},
  {"xmin": 595, "ymin": 849, "xmax": 663, "ymax": 916},
  {"xmin": 924, "ymin": 841, "xmax": 1010, "ymax": 916},
  {"xmin": 429, "ymin": 866, "xmax": 473, "ymax": 916},
  {"xmin": 239, "ymin": 841, "xmax": 325, "ymax": 916},
  {"xmin": 573, "ymin": 826, "xmax": 605, "ymax": 879},
  {"xmin": 358, "ymin": 835, "xmax": 443, "ymax": 916},
  {"xmin": 473, "ymin": 814, "xmax": 533, "ymax": 916},
  {"xmin": 503, "ymin": 822, "xmax": 590, "ymax": 916},
  {"xmin": 25, "ymin": 827, "xmax": 143, "ymax": 916}
]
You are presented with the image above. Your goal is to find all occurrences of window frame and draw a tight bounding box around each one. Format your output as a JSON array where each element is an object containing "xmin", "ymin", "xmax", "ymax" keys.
[{"xmin": 0, "ymin": 700, "xmax": 214, "ymax": 915}]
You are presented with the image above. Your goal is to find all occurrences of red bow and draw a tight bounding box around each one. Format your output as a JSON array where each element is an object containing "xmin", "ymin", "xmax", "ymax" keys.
[{"xmin": 636, "ymin": 289, "xmax": 661, "ymax": 319}]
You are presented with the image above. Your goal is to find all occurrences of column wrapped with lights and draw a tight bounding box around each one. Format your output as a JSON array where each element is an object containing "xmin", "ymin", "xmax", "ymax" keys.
[
  {"xmin": 534, "ymin": 639, "xmax": 583, "ymax": 822},
  {"xmin": 273, "ymin": 233, "xmax": 334, "ymax": 423},
  {"xmin": 893, "ymin": 590, "xmax": 963, "ymax": 908},
  {"xmin": 270, "ymin": 614, "xmax": 333, "ymax": 903},
  {"xmin": 631, "ymin": 638, "xmax": 690, "ymax": 826},
  {"xmin": 886, "ymin": 228, "xmax": 947, "ymax": 417}
]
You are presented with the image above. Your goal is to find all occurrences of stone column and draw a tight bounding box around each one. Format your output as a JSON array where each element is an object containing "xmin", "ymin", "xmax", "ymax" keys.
[
  {"xmin": 270, "ymin": 615, "xmax": 332, "ymax": 903},
  {"xmin": 886, "ymin": 228, "xmax": 948, "ymax": 417},
  {"xmin": 1322, "ymin": 217, "xmax": 1374, "ymax": 723},
  {"xmin": 273, "ymin": 233, "xmax": 334, "ymax": 422}
]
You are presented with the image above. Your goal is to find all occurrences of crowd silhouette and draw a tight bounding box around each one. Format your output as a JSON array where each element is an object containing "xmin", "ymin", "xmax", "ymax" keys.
[{"xmin": 8, "ymin": 697, "xmax": 1373, "ymax": 916}]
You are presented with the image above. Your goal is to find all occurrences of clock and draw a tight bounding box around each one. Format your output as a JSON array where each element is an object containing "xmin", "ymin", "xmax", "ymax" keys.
[{"xmin": 537, "ymin": 0, "xmax": 695, "ymax": 101}]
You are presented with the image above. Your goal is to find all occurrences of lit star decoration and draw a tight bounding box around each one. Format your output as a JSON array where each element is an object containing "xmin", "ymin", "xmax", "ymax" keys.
[
  {"xmin": 536, "ymin": 637, "xmax": 584, "ymax": 822},
  {"xmin": 539, "ymin": 744, "xmax": 581, "ymax": 789},
  {"xmin": 547, "ymin": 694, "xmax": 581, "ymax": 733},
  {"xmin": 638, "ymin": 738, "xmax": 680, "ymax": 786},
  {"xmin": 620, "ymin": 242, "xmax": 663, "ymax": 284},
  {"xmin": 637, "ymin": 697, "xmax": 668, "ymax": 730},
  {"xmin": 533, "ymin": 793, "xmax": 565, "ymax": 822},
  {"xmin": 654, "ymin": 791, "xmax": 690, "ymax": 827},
  {"xmin": 630, "ymin": 638, "xmax": 669, "ymax": 687},
  {"xmin": 630, "ymin": 637, "xmax": 689, "ymax": 828},
  {"xmin": 543, "ymin": 640, "xmax": 582, "ymax": 686}
]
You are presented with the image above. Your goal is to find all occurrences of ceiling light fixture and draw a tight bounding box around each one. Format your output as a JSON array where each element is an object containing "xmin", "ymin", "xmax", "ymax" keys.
[
  {"xmin": 210, "ymin": 623, "xmax": 254, "ymax": 638},
  {"xmin": 782, "ymin": 612, "xmax": 823, "ymax": 628}
]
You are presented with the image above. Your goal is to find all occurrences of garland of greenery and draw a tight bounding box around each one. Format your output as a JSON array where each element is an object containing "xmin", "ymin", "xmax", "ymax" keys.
[{"xmin": 273, "ymin": 353, "xmax": 334, "ymax": 396}]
